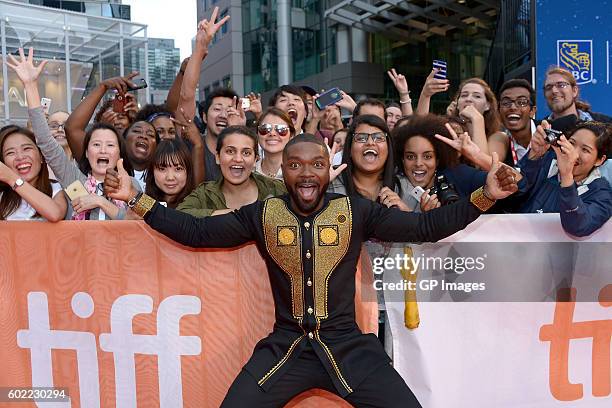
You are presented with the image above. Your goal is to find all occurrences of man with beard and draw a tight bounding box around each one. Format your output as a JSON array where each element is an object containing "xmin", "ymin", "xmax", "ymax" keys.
[
  {"xmin": 498, "ymin": 79, "xmax": 537, "ymax": 167},
  {"xmin": 105, "ymin": 133, "xmax": 518, "ymax": 407}
]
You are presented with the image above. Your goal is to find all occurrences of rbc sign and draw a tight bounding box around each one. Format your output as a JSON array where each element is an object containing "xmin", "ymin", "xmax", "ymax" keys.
[{"xmin": 536, "ymin": 0, "xmax": 611, "ymax": 116}]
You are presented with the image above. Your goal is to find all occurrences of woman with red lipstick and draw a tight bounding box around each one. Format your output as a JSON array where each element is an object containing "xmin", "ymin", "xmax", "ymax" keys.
[{"xmin": 0, "ymin": 126, "xmax": 67, "ymax": 221}]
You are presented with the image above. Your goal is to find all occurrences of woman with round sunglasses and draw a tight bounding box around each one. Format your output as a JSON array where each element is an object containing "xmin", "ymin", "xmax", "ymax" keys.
[{"xmin": 255, "ymin": 107, "xmax": 295, "ymax": 180}]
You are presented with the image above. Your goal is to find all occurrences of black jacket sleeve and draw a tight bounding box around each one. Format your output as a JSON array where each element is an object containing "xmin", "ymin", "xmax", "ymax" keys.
[
  {"xmin": 362, "ymin": 196, "xmax": 481, "ymax": 243},
  {"xmin": 144, "ymin": 201, "xmax": 257, "ymax": 248}
]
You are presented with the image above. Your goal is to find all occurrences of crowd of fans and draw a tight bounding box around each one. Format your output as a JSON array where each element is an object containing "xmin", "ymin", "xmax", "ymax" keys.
[{"xmin": 1, "ymin": 7, "xmax": 611, "ymax": 239}]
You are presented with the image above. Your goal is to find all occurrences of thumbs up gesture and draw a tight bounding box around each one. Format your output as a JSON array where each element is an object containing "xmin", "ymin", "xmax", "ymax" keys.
[
  {"xmin": 104, "ymin": 159, "xmax": 137, "ymax": 202},
  {"xmin": 483, "ymin": 152, "xmax": 519, "ymax": 200}
]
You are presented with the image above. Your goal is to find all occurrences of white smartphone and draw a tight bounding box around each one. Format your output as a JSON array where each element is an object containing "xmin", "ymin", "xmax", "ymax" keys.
[
  {"xmin": 240, "ymin": 97, "xmax": 251, "ymax": 110},
  {"xmin": 40, "ymin": 97, "xmax": 52, "ymax": 115},
  {"xmin": 410, "ymin": 186, "xmax": 426, "ymax": 201}
]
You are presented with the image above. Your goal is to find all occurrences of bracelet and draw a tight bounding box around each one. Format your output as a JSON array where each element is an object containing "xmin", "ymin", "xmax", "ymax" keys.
[
  {"xmin": 400, "ymin": 99, "xmax": 412, "ymax": 104},
  {"xmin": 470, "ymin": 186, "xmax": 496, "ymax": 212},
  {"xmin": 130, "ymin": 193, "xmax": 157, "ymax": 218}
]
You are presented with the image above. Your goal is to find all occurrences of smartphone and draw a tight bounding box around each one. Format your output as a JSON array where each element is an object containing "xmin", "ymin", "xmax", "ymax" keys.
[
  {"xmin": 241, "ymin": 97, "xmax": 251, "ymax": 110},
  {"xmin": 433, "ymin": 60, "xmax": 447, "ymax": 80},
  {"xmin": 315, "ymin": 87, "xmax": 343, "ymax": 110},
  {"xmin": 64, "ymin": 180, "xmax": 89, "ymax": 201},
  {"xmin": 410, "ymin": 186, "xmax": 426, "ymax": 201},
  {"xmin": 127, "ymin": 78, "xmax": 148, "ymax": 91},
  {"xmin": 112, "ymin": 94, "xmax": 126, "ymax": 113},
  {"xmin": 40, "ymin": 98, "xmax": 52, "ymax": 115}
]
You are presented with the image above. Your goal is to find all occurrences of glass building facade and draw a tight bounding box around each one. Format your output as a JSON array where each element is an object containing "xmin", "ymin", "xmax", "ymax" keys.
[{"xmin": 0, "ymin": 0, "xmax": 148, "ymax": 125}]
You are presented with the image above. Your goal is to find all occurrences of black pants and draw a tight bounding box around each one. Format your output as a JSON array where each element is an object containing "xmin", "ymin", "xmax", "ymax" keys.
[{"xmin": 220, "ymin": 346, "xmax": 422, "ymax": 408}]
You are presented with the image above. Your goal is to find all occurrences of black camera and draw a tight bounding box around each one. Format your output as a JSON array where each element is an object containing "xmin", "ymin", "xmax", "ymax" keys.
[
  {"xmin": 544, "ymin": 128, "xmax": 563, "ymax": 147},
  {"xmin": 429, "ymin": 174, "xmax": 460, "ymax": 206}
]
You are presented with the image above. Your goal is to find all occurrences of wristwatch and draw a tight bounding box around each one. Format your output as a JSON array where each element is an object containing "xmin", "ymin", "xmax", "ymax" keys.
[{"xmin": 12, "ymin": 178, "xmax": 24, "ymax": 190}]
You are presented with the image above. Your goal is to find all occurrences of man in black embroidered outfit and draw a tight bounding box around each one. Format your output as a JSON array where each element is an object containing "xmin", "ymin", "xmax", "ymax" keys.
[{"xmin": 106, "ymin": 133, "xmax": 517, "ymax": 407}]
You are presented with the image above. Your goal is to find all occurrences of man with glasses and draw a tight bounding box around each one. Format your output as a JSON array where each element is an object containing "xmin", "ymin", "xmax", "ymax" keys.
[
  {"xmin": 543, "ymin": 67, "xmax": 611, "ymax": 123},
  {"xmin": 543, "ymin": 67, "xmax": 612, "ymax": 183},
  {"xmin": 498, "ymin": 79, "xmax": 537, "ymax": 167}
]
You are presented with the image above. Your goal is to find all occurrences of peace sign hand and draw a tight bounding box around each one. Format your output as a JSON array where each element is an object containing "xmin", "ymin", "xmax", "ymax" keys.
[{"xmin": 195, "ymin": 7, "xmax": 230, "ymax": 53}]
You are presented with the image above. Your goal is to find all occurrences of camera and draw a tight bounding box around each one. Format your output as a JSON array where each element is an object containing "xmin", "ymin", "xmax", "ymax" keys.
[
  {"xmin": 544, "ymin": 128, "xmax": 563, "ymax": 147},
  {"xmin": 429, "ymin": 174, "xmax": 460, "ymax": 205}
]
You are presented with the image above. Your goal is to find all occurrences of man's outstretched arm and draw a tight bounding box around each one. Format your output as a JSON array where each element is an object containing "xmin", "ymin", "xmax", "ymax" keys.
[{"xmin": 142, "ymin": 200, "xmax": 255, "ymax": 248}]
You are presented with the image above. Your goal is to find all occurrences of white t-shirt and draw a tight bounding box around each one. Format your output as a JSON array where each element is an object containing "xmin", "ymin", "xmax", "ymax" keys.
[{"xmin": 4, "ymin": 182, "xmax": 63, "ymax": 221}]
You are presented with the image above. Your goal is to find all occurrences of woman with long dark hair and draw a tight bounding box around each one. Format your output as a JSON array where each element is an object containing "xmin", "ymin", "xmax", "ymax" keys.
[{"xmin": 0, "ymin": 126, "xmax": 67, "ymax": 221}]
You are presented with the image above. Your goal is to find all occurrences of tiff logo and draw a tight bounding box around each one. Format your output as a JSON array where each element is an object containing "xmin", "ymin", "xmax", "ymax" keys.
[
  {"xmin": 539, "ymin": 285, "xmax": 612, "ymax": 401},
  {"xmin": 17, "ymin": 292, "xmax": 201, "ymax": 408}
]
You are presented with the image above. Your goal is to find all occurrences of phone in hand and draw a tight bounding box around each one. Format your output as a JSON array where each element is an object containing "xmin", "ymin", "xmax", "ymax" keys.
[
  {"xmin": 240, "ymin": 97, "xmax": 251, "ymax": 110},
  {"xmin": 112, "ymin": 94, "xmax": 126, "ymax": 113},
  {"xmin": 40, "ymin": 98, "xmax": 52, "ymax": 115},
  {"xmin": 433, "ymin": 60, "xmax": 447, "ymax": 80},
  {"xmin": 127, "ymin": 78, "xmax": 148, "ymax": 91},
  {"xmin": 410, "ymin": 186, "xmax": 426, "ymax": 201},
  {"xmin": 64, "ymin": 180, "xmax": 89, "ymax": 201},
  {"xmin": 315, "ymin": 87, "xmax": 343, "ymax": 110}
]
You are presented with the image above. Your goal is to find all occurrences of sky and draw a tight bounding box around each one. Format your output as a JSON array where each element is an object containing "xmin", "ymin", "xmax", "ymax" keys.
[{"xmin": 123, "ymin": 0, "xmax": 196, "ymax": 61}]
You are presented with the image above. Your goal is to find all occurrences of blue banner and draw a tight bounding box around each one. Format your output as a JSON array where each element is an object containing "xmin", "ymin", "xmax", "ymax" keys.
[{"xmin": 536, "ymin": 0, "xmax": 611, "ymax": 116}]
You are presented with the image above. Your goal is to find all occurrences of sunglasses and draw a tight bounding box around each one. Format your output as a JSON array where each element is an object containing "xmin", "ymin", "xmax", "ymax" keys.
[
  {"xmin": 257, "ymin": 123, "xmax": 290, "ymax": 137},
  {"xmin": 353, "ymin": 132, "xmax": 387, "ymax": 143}
]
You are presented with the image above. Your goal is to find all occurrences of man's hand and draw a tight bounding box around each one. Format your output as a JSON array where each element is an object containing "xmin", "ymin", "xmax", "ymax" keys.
[
  {"xmin": 245, "ymin": 92, "xmax": 263, "ymax": 118},
  {"xmin": 104, "ymin": 159, "xmax": 137, "ymax": 202},
  {"xmin": 227, "ymin": 96, "xmax": 247, "ymax": 126},
  {"xmin": 195, "ymin": 7, "xmax": 230, "ymax": 54},
  {"xmin": 484, "ymin": 152, "xmax": 519, "ymax": 200},
  {"xmin": 529, "ymin": 120, "xmax": 552, "ymax": 160},
  {"xmin": 6, "ymin": 47, "xmax": 47, "ymax": 85}
]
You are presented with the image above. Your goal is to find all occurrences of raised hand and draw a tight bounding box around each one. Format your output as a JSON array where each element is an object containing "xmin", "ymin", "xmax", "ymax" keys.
[
  {"xmin": 100, "ymin": 72, "xmax": 138, "ymax": 94},
  {"xmin": 421, "ymin": 69, "xmax": 449, "ymax": 98},
  {"xmin": 387, "ymin": 68, "xmax": 409, "ymax": 96},
  {"xmin": 195, "ymin": 7, "xmax": 230, "ymax": 53},
  {"xmin": 551, "ymin": 135, "xmax": 578, "ymax": 187},
  {"xmin": 227, "ymin": 96, "xmax": 247, "ymax": 126},
  {"xmin": 484, "ymin": 152, "xmax": 518, "ymax": 200},
  {"xmin": 327, "ymin": 138, "xmax": 347, "ymax": 182},
  {"xmin": 459, "ymin": 105, "xmax": 483, "ymax": 124},
  {"xmin": 334, "ymin": 90, "xmax": 356, "ymax": 112},
  {"xmin": 6, "ymin": 47, "xmax": 47, "ymax": 85},
  {"xmin": 435, "ymin": 122, "xmax": 481, "ymax": 160},
  {"xmin": 529, "ymin": 120, "xmax": 552, "ymax": 160},
  {"xmin": 245, "ymin": 92, "xmax": 263, "ymax": 118},
  {"xmin": 104, "ymin": 159, "xmax": 137, "ymax": 203}
]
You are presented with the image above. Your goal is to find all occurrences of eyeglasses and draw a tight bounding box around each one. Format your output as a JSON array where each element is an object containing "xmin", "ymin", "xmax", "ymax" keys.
[
  {"xmin": 257, "ymin": 123, "xmax": 290, "ymax": 137},
  {"xmin": 543, "ymin": 81, "xmax": 571, "ymax": 92},
  {"xmin": 49, "ymin": 123, "xmax": 65, "ymax": 131},
  {"xmin": 353, "ymin": 132, "xmax": 387, "ymax": 144},
  {"xmin": 499, "ymin": 97, "xmax": 531, "ymax": 109}
]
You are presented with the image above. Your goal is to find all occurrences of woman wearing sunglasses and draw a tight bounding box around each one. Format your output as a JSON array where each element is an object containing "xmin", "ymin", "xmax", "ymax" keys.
[{"xmin": 254, "ymin": 108, "xmax": 295, "ymax": 179}]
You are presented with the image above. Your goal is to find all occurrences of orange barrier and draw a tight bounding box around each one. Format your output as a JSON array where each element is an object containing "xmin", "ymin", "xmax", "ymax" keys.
[{"xmin": 0, "ymin": 221, "xmax": 377, "ymax": 407}]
